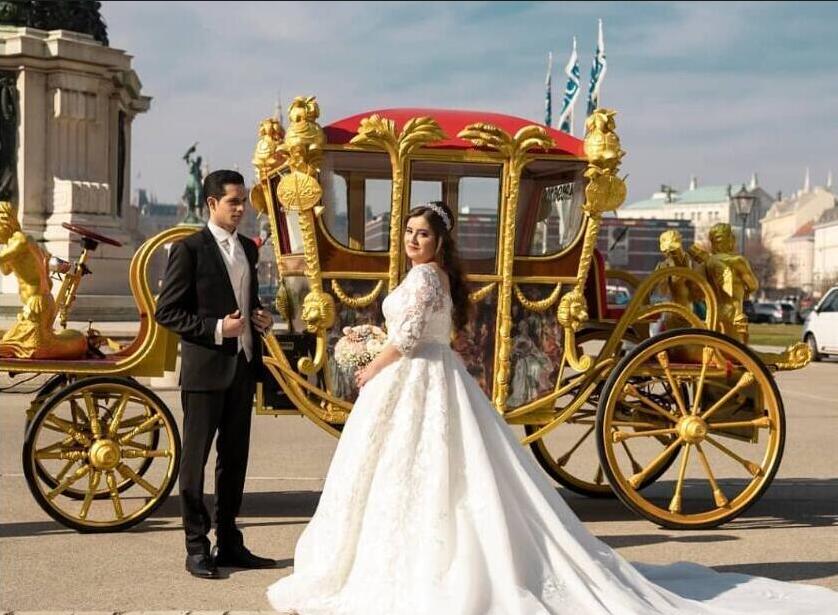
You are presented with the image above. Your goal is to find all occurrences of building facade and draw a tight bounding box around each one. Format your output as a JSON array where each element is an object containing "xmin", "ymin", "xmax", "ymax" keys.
[
  {"xmin": 761, "ymin": 181, "xmax": 836, "ymax": 291},
  {"xmin": 597, "ymin": 217, "xmax": 695, "ymax": 279},
  {"xmin": 618, "ymin": 175, "xmax": 773, "ymax": 247},
  {"xmin": 813, "ymin": 207, "xmax": 838, "ymax": 295}
]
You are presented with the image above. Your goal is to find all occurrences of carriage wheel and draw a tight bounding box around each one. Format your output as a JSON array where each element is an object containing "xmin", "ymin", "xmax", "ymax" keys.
[
  {"xmin": 23, "ymin": 376, "xmax": 180, "ymax": 532},
  {"xmin": 527, "ymin": 328, "xmax": 678, "ymax": 497},
  {"xmin": 596, "ymin": 329, "xmax": 785, "ymax": 529},
  {"xmin": 31, "ymin": 377, "xmax": 160, "ymax": 500}
]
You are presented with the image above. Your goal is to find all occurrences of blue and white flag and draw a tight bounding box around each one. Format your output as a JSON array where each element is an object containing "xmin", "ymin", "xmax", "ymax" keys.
[
  {"xmin": 586, "ymin": 19, "xmax": 607, "ymax": 115},
  {"xmin": 557, "ymin": 37, "xmax": 580, "ymax": 134},
  {"xmin": 544, "ymin": 52, "xmax": 553, "ymax": 127}
]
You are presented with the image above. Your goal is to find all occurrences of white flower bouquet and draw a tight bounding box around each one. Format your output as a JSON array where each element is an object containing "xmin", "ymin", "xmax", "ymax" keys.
[{"xmin": 334, "ymin": 324, "xmax": 387, "ymax": 372}]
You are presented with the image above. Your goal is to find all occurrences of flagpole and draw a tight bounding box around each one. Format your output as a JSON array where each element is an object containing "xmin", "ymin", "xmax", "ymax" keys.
[
  {"xmin": 558, "ymin": 36, "xmax": 580, "ymax": 135},
  {"xmin": 545, "ymin": 51, "xmax": 553, "ymax": 127}
]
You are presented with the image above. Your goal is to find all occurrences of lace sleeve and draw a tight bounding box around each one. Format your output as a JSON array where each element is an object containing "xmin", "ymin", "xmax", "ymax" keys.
[{"xmin": 390, "ymin": 264, "xmax": 444, "ymax": 356}]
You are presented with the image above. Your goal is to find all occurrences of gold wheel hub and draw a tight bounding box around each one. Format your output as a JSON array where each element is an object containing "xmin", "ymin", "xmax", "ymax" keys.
[
  {"xmin": 89, "ymin": 439, "xmax": 122, "ymax": 470},
  {"xmin": 677, "ymin": 415, "xmax": 707, "ymax": 444}
]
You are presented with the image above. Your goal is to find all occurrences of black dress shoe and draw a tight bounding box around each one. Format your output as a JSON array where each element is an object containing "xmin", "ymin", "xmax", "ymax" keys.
[
  {"xmin": 185, "ymin": 553, "xmax": 221, "ymax": 579},
  {"xmin": 211, "ymin": 544, "xmax": 276, "ymax": 569}
]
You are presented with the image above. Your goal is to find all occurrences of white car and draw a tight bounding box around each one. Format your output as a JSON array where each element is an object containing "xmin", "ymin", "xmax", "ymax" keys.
[{"xmin": 802, "ymin": 286, "xmax": 838, "ymax": 361}]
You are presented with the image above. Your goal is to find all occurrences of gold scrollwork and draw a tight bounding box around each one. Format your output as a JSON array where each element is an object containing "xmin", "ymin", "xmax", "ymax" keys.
[
  {"xmin": 469, "ymin": 282, "xmax": 497, "ymax": 303},
  {"xmin": 458, "ymin": 123, "xmax": 554, "ymax": 411},
  {"xmin": 330, "ymin": 279, "xmax": 385, "ymax": 309},
  {"xmin": 560, "ymin": 109, "xmax": 628, "ymax": 372},
  {"xmin": 350, "ymin": 115, "xmax": 446, "ymax": 291},
  {"xmin": 513, "ymin": 283, "xmax": 562, "ymax": 313}
]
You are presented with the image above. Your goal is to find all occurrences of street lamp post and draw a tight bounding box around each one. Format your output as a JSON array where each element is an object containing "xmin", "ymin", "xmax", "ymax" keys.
[{"xmin": 731, "ymin": 185, "xmax": 756, "ymax": 255}]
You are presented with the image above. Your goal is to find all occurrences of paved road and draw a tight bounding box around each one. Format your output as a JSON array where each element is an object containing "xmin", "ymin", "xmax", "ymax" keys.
[{"xmin": 1, "ymin": 361, "xmax": 836, "ymax": 611}]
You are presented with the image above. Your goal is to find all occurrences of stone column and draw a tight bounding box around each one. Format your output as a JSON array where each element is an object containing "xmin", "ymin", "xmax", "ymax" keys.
[{"xmin": 0, "ymin": 26, "xmax": 151, "ymax": 317}]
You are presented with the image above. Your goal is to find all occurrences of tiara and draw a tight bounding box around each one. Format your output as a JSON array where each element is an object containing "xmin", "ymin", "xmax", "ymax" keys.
[{"xmin": 425, "ymin": 202, "xmax": 452, "ymax": 231}]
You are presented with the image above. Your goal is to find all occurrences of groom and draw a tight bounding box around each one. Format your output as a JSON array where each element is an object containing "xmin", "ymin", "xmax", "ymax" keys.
[{"xmin": 155, "ymin": 169, "xmax": 275, "ymax": 579}]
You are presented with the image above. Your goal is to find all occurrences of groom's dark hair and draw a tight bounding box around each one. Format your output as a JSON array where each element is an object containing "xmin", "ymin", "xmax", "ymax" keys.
[{"xmin": 203, "ymin": 169, "xmax": 245, "ymax": 204}]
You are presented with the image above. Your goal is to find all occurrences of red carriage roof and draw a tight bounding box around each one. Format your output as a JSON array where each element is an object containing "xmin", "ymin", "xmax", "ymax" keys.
[{"xmin": 324, "ymin": 108, "xmax": 585, "ymax": 157}]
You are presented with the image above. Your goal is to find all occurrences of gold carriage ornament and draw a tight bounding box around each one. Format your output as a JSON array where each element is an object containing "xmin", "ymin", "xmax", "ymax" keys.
[{"xmin": 2, "ymin": 95, "xmax": 810, "ymax": 534}]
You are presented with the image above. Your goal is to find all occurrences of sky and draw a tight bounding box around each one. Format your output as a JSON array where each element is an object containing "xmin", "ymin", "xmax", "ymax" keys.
[{"xmin": 101, "ymin": 1, "xmax": 838, "ymax": 206}]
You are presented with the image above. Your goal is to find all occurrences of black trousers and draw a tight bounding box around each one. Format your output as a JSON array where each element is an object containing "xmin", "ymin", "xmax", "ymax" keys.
[{"xmin": 180, "ymin": 351, "xmax": 256, "ymax": 556}]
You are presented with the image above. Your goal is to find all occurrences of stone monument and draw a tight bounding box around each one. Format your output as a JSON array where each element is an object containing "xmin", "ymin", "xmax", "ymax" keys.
[{"xmin": 0, "ymin": 1, "xmax": 150, "ymax": 319}]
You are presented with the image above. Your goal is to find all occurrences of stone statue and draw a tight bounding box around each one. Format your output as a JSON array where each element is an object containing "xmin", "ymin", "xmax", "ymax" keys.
[
  {"xmin": 0, "ymin": 202, "xmax": 87, "ymax": 359},
  {"xmin": 654, "ymin": 229, "xmax": 704, "ymax": 330},
  {"xmin": 0, "ymin": 71, "xmax": 17, "ymax": 202},
  {"xmin": 181, "ymin": 143, "xmax": 204, "ymax": 224},
  {"xmin": 693, "ymin": 223, "xmax": 758, "ymax": 342}
]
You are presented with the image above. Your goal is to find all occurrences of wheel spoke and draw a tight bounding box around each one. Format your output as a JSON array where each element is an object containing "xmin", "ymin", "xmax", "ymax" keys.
[
  {"xmin": 122, "ymin": 448, "xmax": 172, "ymax": 459},
  {"xmin": 116, "ymin": 414, "xmax": 153, "ymax": 429},
  {"xmin": 556, "ymin": 425, "xmax": 595, "ymax": 467},
  {"xmin": 655, "ymin": 351, "xmax": 689, "ymax": 417},
  {"xmin": 707, "ymin": 417, "xmax": 772, "ymax": 431},
  {"xmin": 628, "ymin": 437, "xmax": 684, "ymax": 488},
  {"xmin": 618, "ymin": 440, "xmax": 644, "ymax": 474},
  {"xmin": 622, "ymin": 383, "xmax": 679, "ymax": 423},
  {"xmin": 107, "ymin": 393, "xmax": 131, "ymax": 439},
  {"xmin": 79, "ymin": 470, "xmax": 102, "ymax": 520},
  {"xmin": 694, "ymin": 443, "xmax": 728, "ymax": 507},
  {"xmin": 118, "ymin": 415, "xmax": 163, "ymax": 443},
  {"xmin": 105, "ymin": 471, "xmax": 124, "ymax": 519},
  {"xmin": 594, "ymin": 464, "xmax": 605, "ymax": 485},
  {"xmin": 44, "ymin": 415, "xmax": 91, "ymax": 446},
  {"xmin": 121, "ymin": 439, "xmax": 152, "ymax": 451},
  {"xmin": 704, "ymin": 435, "xmax": 763, "ymax": 477},
  {"xmin": 700, "ymin": 372, "xmax": 755, "ymax": 422},
  {"xmin": 689, "ymin": 347, "xmax": 716, "ymax": 415},
  {"xmin": 668, "ymin": 443, "xmax": 692, "ymax": 513},
  {"xmin": 47, "ymin": 464, "xmax": 90, "ymax": 500},
  {"xmin": 82, "ymin": 392, "xmax": 103, "ymax": 440},
  {"xmin": 116, "ymin": 463, "xmax": 159, "ymax": 496},
  {"xmin": 69, "ymin": 398, "xmax": 86, "ymax": 427},
  {"xmin": 55, "ymin": 459, "xmax": 75, "ymax": 482},
  {"xmin": 612, "ymin": 427, "xmax": 678, "ymax": 443},
  {"xmin": 610, "ymin": 419, "xmax": 668, "ymax": 429}
]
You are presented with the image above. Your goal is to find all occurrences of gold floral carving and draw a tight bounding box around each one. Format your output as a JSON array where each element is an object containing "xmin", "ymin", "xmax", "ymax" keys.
[
  {"xmin": 266, "ymin": 96, "xmax": 332, "ymax": 375},
  {"xmin": 251, "ymin": 117, "xmax": 284, "ymax": 179},
  {"xmin": 514, "ymin": 283, "xmax": 563, "ymax": 313},
  {"xmin": 468, "ymin": 282, "xmax": 497, "ymax": 303},
  {"xmin": 561, "ymin": 109, "xmax": 628, "ymax": 372},
  {"xmin": 458, "ymin": 123, "xmax": 553, "ymax": 411},
  {"xmin": 277, "ymin": 171, "xmax": 322, "ymax": 212},
  {"xmin": 350, "ymin": 115, "xmax": 446, "ymax": 291},
  {"xmin": 331, "ymin": 279, "xmax": 385, "ymax": 309}
]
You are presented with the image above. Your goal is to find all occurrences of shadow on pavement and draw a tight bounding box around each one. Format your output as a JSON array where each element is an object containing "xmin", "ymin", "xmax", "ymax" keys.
[
  {"xmin": 564, "ymin": 477, "xmax": 838, "ymax": 529},
  {"xmin": 712, "ymin": 560, "xmax": 838, "ymax": 582}
]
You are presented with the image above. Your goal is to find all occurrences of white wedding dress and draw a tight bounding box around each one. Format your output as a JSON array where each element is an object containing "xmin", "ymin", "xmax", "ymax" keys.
[{"xmin": 267, "ymin": 263, "xmax": 837, "ymax": 614}]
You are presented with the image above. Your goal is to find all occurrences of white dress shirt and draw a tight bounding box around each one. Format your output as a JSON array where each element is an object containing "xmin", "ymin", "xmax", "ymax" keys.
[{"xmin": 207, "ymin": 220, "xmax": 253, "ymax": 361}]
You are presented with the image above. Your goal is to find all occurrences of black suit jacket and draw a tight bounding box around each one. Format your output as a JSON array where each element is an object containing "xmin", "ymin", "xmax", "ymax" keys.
[{"xmin": 154, "ymin": 226, "xmax": 264, "ymax": 392}]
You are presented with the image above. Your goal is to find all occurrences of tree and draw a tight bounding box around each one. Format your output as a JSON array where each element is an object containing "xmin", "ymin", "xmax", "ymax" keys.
[{"xmin": 745, "ymin": 236, "xmax": 782, "ymax": 292}]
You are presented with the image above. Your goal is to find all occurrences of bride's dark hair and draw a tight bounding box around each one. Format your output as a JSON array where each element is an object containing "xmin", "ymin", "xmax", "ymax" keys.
[{"xmin": 406, "ymin": 201, "xmax": 471, "ymax": 332}]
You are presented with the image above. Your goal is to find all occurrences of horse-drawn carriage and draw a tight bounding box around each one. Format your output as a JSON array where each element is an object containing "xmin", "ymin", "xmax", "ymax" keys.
[{"xmin": 1, "ymin": 96, "xmax": 810, "ymax": 533}]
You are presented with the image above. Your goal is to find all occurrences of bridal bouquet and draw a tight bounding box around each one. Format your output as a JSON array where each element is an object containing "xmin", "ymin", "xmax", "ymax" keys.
[{"xmin": 334, "ymin": 324, "xmax": 387, "ymax": 372}]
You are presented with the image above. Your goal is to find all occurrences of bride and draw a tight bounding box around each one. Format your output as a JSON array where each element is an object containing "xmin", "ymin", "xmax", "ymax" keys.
[{"xmin": 267, "ymin": 201, "xmax": 837, "ymax": 614}]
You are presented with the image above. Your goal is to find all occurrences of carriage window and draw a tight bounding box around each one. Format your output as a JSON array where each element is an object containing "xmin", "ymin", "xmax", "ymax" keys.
[
  {"xmin": 516, "ymin": 159, "xmax": 586, "ymax": 256},
  {"xmin": 409, "ymin": 160, "xmax": 502, "ymax": 274},
  {"xmin": 320, "ymin": 150, "xmax": 392, "ymax": 251}
]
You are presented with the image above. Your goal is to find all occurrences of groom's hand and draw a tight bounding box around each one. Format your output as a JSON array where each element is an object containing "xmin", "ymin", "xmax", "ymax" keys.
[
  {"xmin": 222, "ymin": 309, "xmax": 245, "ymax": 337},
  {"xmin": 251, "ymin": 307, "xmax": 273, "ymax": 333}
]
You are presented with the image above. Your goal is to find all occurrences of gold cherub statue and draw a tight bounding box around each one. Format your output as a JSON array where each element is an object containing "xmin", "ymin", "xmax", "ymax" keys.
[
  {"xmin": 654, "ymin": 229, "xmax": 704, "ymax": 330},
  {"xmin": 695, "ymin": 223, "xmax": 758, "ymax": 342},
  {"xmin": 0, "ymin": 202, "xmax": 87, "ymax": 359}
]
